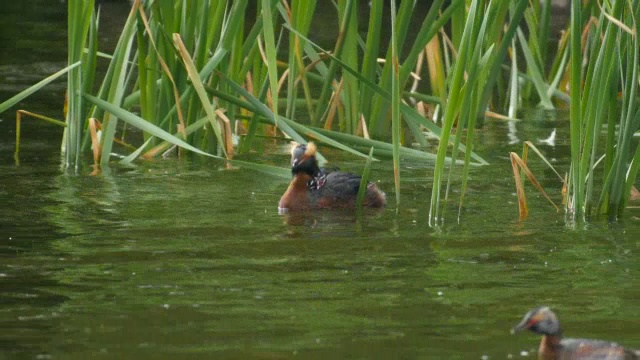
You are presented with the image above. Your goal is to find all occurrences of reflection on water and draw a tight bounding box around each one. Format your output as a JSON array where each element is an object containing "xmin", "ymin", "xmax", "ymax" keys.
[
  {"xmin": 1, "ymin": 1, "xmax": 639, "ymax": 359},
  {"xmin": 279, "ymin": 207, "xmax": 385, "ymax": 227},
  {"xmin": 2, "ymin": 139, "xmax": 639, "ymax": 359}
]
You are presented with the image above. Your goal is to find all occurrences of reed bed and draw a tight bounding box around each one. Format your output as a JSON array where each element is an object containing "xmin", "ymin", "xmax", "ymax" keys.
[
  {"xmin": 565, "ymin": 0, "xmax": 640, "ymax": 220},
  {"xmin": 2, "ymin": 0, "xmax": 638, "ymax": 221}
]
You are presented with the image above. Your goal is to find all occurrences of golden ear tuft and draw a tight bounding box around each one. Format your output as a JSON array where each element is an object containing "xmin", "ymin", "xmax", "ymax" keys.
[{"xmin": 304, "ymin": 142, "xmax": 317, "ymax": 156}]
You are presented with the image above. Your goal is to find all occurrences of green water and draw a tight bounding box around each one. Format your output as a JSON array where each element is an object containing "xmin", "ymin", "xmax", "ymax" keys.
[{"xmin": 1, "ymin": 1, "xmax": 639, "ymax": 359}]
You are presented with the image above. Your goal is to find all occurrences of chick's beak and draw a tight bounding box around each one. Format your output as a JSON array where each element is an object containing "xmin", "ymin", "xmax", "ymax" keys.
[{"xmin": 510, "ymin": 318, "xmax": 530, "ymax": 335}]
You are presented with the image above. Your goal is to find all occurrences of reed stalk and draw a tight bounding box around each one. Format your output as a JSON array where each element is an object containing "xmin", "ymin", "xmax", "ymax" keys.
[
  {"xmin": 566, "ymin": 0, "xmax": 640, "ymax": 220},
  {"xmin": 65, "ymin": 0, "xmax": 94, "ymax": 168},
  {"xmin": 9, "ymin": 0, "xmax": 623, "ymax": 222}
]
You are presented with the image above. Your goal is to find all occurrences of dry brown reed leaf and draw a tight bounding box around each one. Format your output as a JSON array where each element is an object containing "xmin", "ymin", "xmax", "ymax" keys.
[
  {"xmin": 597, "ymin": 1, "xmax": 635, "ymax": 36},
  {"xmin": 510, "ymin": 150, "xmax": 561, "ymax": 220},
  {"xmin": 89, "ymin": 118, "xmax": 101, "ymax": 175},
  {"xmin": 425, "ymin": 34, "xmax": 445, "ymax": 99},
  {"xmin": 215, "ymin": 109, "xmax": 234, "ymax": 159},
  {"xmin": 14, "ymin": 110, "xmax": 67, "ymax": 163},
  {"xmin": 485, "ymin": 110, "xmax": 516, "ymax": 121},
  {"xmin": 324, "ymin": 78, "xmax": 344, "ymax": 130},
  {"xmin": 278, "ymin": 68, "xmax": 289, "ymax": 93},
  {"xmin": 136, "ymin": 1, "xmax": 187, "ymax": 140},
  {"xmin": 510, "ymin": 152, "xmax": 529, "ymax": 219},
  {"xmin": 356, "ymin": 114, "xmax": 370, "ymax": 139}
]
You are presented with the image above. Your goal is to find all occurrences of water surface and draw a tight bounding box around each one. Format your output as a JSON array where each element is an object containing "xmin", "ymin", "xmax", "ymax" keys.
[{"xmin": 1, "ymin": 2, "xmax": 639, "ymax": 359}]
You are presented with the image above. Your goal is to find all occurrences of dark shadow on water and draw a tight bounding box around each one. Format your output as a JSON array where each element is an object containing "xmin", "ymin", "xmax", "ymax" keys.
[{"xmin": 279, "ymin": 207, "xmax": 386, "ymax": 228}]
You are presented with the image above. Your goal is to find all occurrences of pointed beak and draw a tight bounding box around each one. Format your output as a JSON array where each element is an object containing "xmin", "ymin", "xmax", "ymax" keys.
[{"xmin": 510, "ymin": 318, "xmax": 529, "ymax": 335}]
